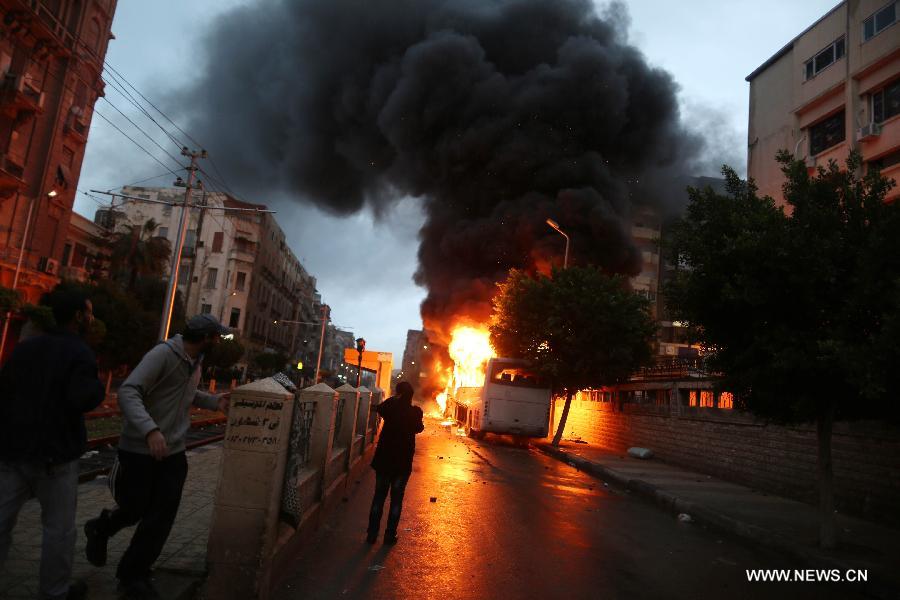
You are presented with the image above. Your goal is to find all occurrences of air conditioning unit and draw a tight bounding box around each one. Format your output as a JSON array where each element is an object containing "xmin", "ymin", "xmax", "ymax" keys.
[
  {"xmin": 38, "ymin": 257, "xmax": 59, "ymax": 275},
  {"xmin": 857, "ymin": 123, "xmax": 882, "ymax": 141}
]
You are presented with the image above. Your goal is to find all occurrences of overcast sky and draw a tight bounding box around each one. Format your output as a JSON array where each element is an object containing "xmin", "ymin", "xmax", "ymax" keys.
[{"xmin": 75, "ymin": 0, "xmax": 838, "ymax": 360}]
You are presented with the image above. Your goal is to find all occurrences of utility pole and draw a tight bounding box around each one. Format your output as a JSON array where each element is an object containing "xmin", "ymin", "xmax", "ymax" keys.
[
  {"xmin": 158, "ymin": 148, "xmax": 205, "ymax": 341},
  {"xmin": 314, "ymin": 304, "xmax": 329, "ymax": 384}
]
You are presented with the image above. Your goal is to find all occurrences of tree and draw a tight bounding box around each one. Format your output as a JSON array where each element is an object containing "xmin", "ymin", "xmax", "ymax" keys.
[
  {"xmin": 253, "ymin": 351, "xmax": 288, "ymax": 377},
  {"xmin": 665, "ymin": 152, "xmax": 899, "ymax": 549},
  {"xmin": 490, "ymin": 267, "xmax": 656, "ymax": 446},
  {"xmin": 106, "ymin": 219, "xmax": 172, "ymax": 290},
  {"xmin": 206, "ymin": 338, "xmax": 245, "ymax": 376}
]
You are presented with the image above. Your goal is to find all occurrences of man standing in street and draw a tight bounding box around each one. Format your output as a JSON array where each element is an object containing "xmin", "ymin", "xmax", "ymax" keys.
[
  {"xmin": 83, "ymin": 314, "xmax": 230, "ymax": 599},
  {"xmin": 367, "ymin": 381, "xmax": 424, "ymax": 544},
  {"xmin": 0, "ymin": 288, "xmax": 104, "ymax": 600}
]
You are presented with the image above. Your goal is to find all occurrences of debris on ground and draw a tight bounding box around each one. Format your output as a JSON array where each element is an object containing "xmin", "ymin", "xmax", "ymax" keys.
[
  {"xmin": 627, "ymin": 447, "xmax": 654, "ymax": 459},
  {"xmin": 677, "ymin": 513, "xmax": 693, "ymax": 523}
]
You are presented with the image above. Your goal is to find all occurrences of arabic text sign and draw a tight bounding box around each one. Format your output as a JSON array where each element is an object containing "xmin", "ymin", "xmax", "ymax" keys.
[{"xmin": 226, "ymin": 397, "xmax": 286, "ymax": 451}]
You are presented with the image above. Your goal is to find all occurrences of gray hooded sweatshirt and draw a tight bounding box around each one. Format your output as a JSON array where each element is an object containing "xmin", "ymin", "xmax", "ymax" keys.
[{"xmin": 117, "ymin": 335, "xmax": 219, "ymax": 455}]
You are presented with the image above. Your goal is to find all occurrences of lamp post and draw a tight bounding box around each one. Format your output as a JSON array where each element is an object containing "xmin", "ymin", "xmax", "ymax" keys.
[
  {"xmin": 314, "ymin": 304, "xmax": 330, "ymax": 384},
  {"xmin": 355, "ymin": 337, "xmax": 366, "ymax": 387},
  {"xmin": 546, "ymin": 218, "xmax": 569, "ymax": 269}
]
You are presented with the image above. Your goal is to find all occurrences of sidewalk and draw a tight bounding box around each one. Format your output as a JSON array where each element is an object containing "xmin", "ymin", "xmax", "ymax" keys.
[
  {"xmin": 0, "ymin": 443, "xmax": 221, "ymax": 599},
  {"xmin": 536, "ymin": 441, "xmax": 900, "ymax": 600}
]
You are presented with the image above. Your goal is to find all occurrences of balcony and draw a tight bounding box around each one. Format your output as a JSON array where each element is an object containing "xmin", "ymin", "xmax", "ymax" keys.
[
  {"xmin": 62, "ymin": 110, "xmax": 89, "ymax": 144},
  {"xmin": 0, "ymin": 153, "xmax": 27, "ymax": 198},
  {"xmin": 228, "ymin": 247, "xmax": 255, "ymax": 263},
  {"xmin": 0, "ymin": 73, "xmax": 45, "ymax": 118}
]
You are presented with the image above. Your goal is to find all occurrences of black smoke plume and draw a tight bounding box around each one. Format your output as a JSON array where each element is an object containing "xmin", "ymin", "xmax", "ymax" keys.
[{"xmin": 179, "ymin": 0, "xmax": 706, "ymax": 340}]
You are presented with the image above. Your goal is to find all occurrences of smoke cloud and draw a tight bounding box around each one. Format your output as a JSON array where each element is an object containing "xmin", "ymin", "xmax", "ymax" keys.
[{"xmin": 178, "ymin": 0, "xmax": 707, "ymax": 340}]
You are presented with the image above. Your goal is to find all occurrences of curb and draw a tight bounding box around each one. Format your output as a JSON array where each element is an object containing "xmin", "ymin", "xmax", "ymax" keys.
[{"xmin": 535, "ymin": 443, "xmax": 897, "ymax": 600}]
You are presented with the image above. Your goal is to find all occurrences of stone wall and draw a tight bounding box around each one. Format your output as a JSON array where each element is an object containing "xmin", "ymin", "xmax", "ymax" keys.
[{"xmin": 552, "ymin": 394, "xmax": 900, "ymax": 526}]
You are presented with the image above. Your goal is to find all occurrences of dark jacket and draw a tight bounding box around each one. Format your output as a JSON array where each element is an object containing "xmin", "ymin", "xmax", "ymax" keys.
[
  {"xmin": 370, "ymin": 396, "xmax": 424, "ymax": 476},
  {"xmin": 0, "ymin": 331, "xmax": 104, "ymax": 464}
]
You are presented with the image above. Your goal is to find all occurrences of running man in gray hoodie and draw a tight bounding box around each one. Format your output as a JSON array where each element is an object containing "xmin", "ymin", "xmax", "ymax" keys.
[{"xmin": 83, "ymin": 314, "xmax": 230, "ymax": 599}]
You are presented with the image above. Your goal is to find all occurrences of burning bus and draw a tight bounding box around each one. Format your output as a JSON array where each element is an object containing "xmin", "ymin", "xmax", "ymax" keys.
[
  {"xmin": 435, "ymin": 326, "xmax": 552, "ymax": 439},
  {"xmin": 454, "ymin": 358, "xmax": 552, "ymax": 439}
]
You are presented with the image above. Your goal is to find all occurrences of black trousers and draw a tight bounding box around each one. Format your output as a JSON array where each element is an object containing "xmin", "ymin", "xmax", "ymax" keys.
[
  {"xmin": 101, "ymin": 449, "xmax": 188, "ymax": 582},
  {"xmin": 367, "ymin": 471, "xmax": 410, "ymax": 538}
]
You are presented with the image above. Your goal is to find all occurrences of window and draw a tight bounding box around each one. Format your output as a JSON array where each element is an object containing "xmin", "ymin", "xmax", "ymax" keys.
[
  {"xmin": 201, "ymin": 304, "xmax": 212, "ymax": 314},
  {"xmin": 719, "ymin": 392, "xmax": 734, "ymax": 409},
  {"xmin": 158, "ymin": 227, "xmax": 168, "ymax": 238},
  {"xmin": 234, "ymin": 271, "xmax": 246, "ymax": 291},
  {"xmin": 872, "ymin": 78, "xmax": 900, "ymax": 123},
  {"xmin": 804, "ymin": 36, "xmax": 845, "ymax": 80},
  {"xmin": 229, "ymin": 308, "xmax": 241, "ymax": 329},
  {"xmin": 809, "ymin": 110, "xmax": 845, "ymax": 155},
  {"xmin": 205, "ymin": 268, "xmax": 218, "ymax": 289},
  {"xmin": 700, "ymin": 391, "xmax": 715, "ymax": 408},
  {"xmin": 212, "ymin": 231, "xmax": 224, "ymax": 253},
  {"xmin": 489, "ymin": 363, "xmax": 545, "ymax": 388},
  {"xmin": 863, "ymin": 1, "xmax": 896, "ymax": 41},
  {"xmin": 177, "ymin": 268, "xmax": 190, "ymax": 285},
  {"xmin": 61, "ymin": 243, "xmax": 72, "ymax": 266},
  {"xmin": 162, "ymin": 205, "xmax": 172, "ymax": 216}
]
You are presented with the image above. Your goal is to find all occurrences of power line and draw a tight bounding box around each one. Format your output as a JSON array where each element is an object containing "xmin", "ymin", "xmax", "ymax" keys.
[
  {"xmin": 100, "ymin": 95, "xmax": 184, "ymax": 167},
  {"xmin": 101, "ymin": 69, "xmax": 185, "ymax": 150},
  {"xmin": 93, "ymin": 109, "xmax": 182, "ymax": 177},
  {"xmin": 102, "ymin": 61, "xmax": 242, "ymax": 199}
]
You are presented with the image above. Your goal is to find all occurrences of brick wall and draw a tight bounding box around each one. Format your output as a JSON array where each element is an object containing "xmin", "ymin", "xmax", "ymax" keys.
[{"xmin": 552, "ymin": 395, "xmax": 900, "ymax": 526}]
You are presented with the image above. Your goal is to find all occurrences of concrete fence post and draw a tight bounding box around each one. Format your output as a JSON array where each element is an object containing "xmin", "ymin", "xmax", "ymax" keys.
[
  {"xmin": 207, "ymin": 378, "xmax": 295, "ymax": 600},
  {"xmin": 301, "ymin": 383, "xmax": 338, "ymax": 498},
  {"xmin": 334, "ymin": 384, "xmax": 360, "ymax": 469}
]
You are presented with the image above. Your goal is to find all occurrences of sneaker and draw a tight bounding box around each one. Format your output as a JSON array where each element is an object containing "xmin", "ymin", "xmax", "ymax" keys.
[
  {"xmin": 384, "ymin": 533, "xmax": 399, "ymax": 545},
  {"xmin": 84, "ymin": 510, "xmax": 111, "ymax": 567},
  {"xmin": 65, "ymin": 580, "xmax": 88, "ymax": 600},
  {"xmin": 117, "ymin": 578, "xmax": 161, "ymax": 600}
]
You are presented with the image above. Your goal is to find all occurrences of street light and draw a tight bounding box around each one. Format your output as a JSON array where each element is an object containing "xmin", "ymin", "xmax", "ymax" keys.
[
  {"xmin": 545, "ymin": 218, "xmax": 570, "ymax": 269},
  {"xmin": 355, "ymin": 337, "xmax": 366, "ymax": 387}
]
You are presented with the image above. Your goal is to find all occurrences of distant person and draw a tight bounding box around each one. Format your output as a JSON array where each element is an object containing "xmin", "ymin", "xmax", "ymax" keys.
[
  {"xmin": 83, "ymin": 314, "xmax": 230, "ymax": 599},
  {"xmin": 0, "ymin": 288, "xmax": 104, "ymax": 600},
  {"xmin": 366, "ymin": 381, "xmax": 424, "ymax": 544}
]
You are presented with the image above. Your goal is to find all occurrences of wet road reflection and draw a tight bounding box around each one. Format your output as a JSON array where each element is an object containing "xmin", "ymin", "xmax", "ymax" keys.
[{"xmin": 273, "ymin": 419, "xmax": 863, "ymax": 600}]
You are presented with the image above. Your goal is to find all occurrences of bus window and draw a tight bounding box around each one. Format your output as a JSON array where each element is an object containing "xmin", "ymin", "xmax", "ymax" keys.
[{"xmin": 490, "ymin": 364, "xmax": 545, "ymax": 388}]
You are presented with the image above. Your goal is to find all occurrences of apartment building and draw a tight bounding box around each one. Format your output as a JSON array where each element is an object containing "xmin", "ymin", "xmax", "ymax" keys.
[
  {"xmin": 105, "ymin": 186, "xmax": 320, "ymax": 361},
  {"xmin": 747, "ymin": 0, "xmax": 900, "ymax": 202},
  {"xmin": 0, "ymin": 0, "xmax": 116, "ymax": 303}
]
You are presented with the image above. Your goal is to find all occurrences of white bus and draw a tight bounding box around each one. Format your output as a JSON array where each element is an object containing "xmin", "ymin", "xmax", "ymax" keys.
[{"xmin": 453, "ymin": 358, "xmax": 552, "ymax": 439}]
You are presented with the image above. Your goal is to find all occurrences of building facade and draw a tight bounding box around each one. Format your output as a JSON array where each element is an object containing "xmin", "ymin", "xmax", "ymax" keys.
[
  {"xmin": 0, "ymin": 0, "xmax": 117, "ymax": 302},
  {"xmin": 107, "ymin": 186, "xmax": 321, "ymax": 366},
  {"xmin": 747, "ymin": 0, "xmax": 900, "ymax": 203}
]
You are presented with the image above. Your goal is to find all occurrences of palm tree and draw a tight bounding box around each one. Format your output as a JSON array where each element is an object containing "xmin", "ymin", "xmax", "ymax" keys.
[{"xmin": 108, "ymin": 219, "xmax": 172, "ymax": 290}]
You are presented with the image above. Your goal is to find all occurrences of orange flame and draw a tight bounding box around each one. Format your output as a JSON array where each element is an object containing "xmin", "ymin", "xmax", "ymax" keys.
[{"xmin": 435, "ymin": 325, "xmax": 496, "ymax": 414}]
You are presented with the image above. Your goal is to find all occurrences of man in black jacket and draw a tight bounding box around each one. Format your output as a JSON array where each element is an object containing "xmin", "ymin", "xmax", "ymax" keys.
[
  {"xmin": 0, "ymin": 288, "xmax": 104, "ymax": 600},
  {"xmin": 366, "ymin": 381, "xmax": 424, "ymax": 544}
]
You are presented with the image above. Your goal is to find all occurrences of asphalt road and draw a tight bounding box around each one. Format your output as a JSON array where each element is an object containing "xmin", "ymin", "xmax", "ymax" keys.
[{"xmin": 272, "ymin": 420, "xmax": 866, "ymax": 600}]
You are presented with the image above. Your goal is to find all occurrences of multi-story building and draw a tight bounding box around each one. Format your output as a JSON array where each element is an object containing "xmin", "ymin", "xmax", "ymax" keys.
[
  {"xmin": 60, "ymin": 210, "xmax": 105, "ymax": 281},
  {"xmin": 105, "ymin": 186, "xmax": 319, "ymax": 365},
  {"xmin": 747, "ymin": 0, "xmax": 900, "ymax": 203},
  {"xmin": 0, "ymin": 0, "xmax": 117, "ymax": 304},
  {"xmin": 400, "ymin": 329, "xmax": 428, "ymax": 382}
]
